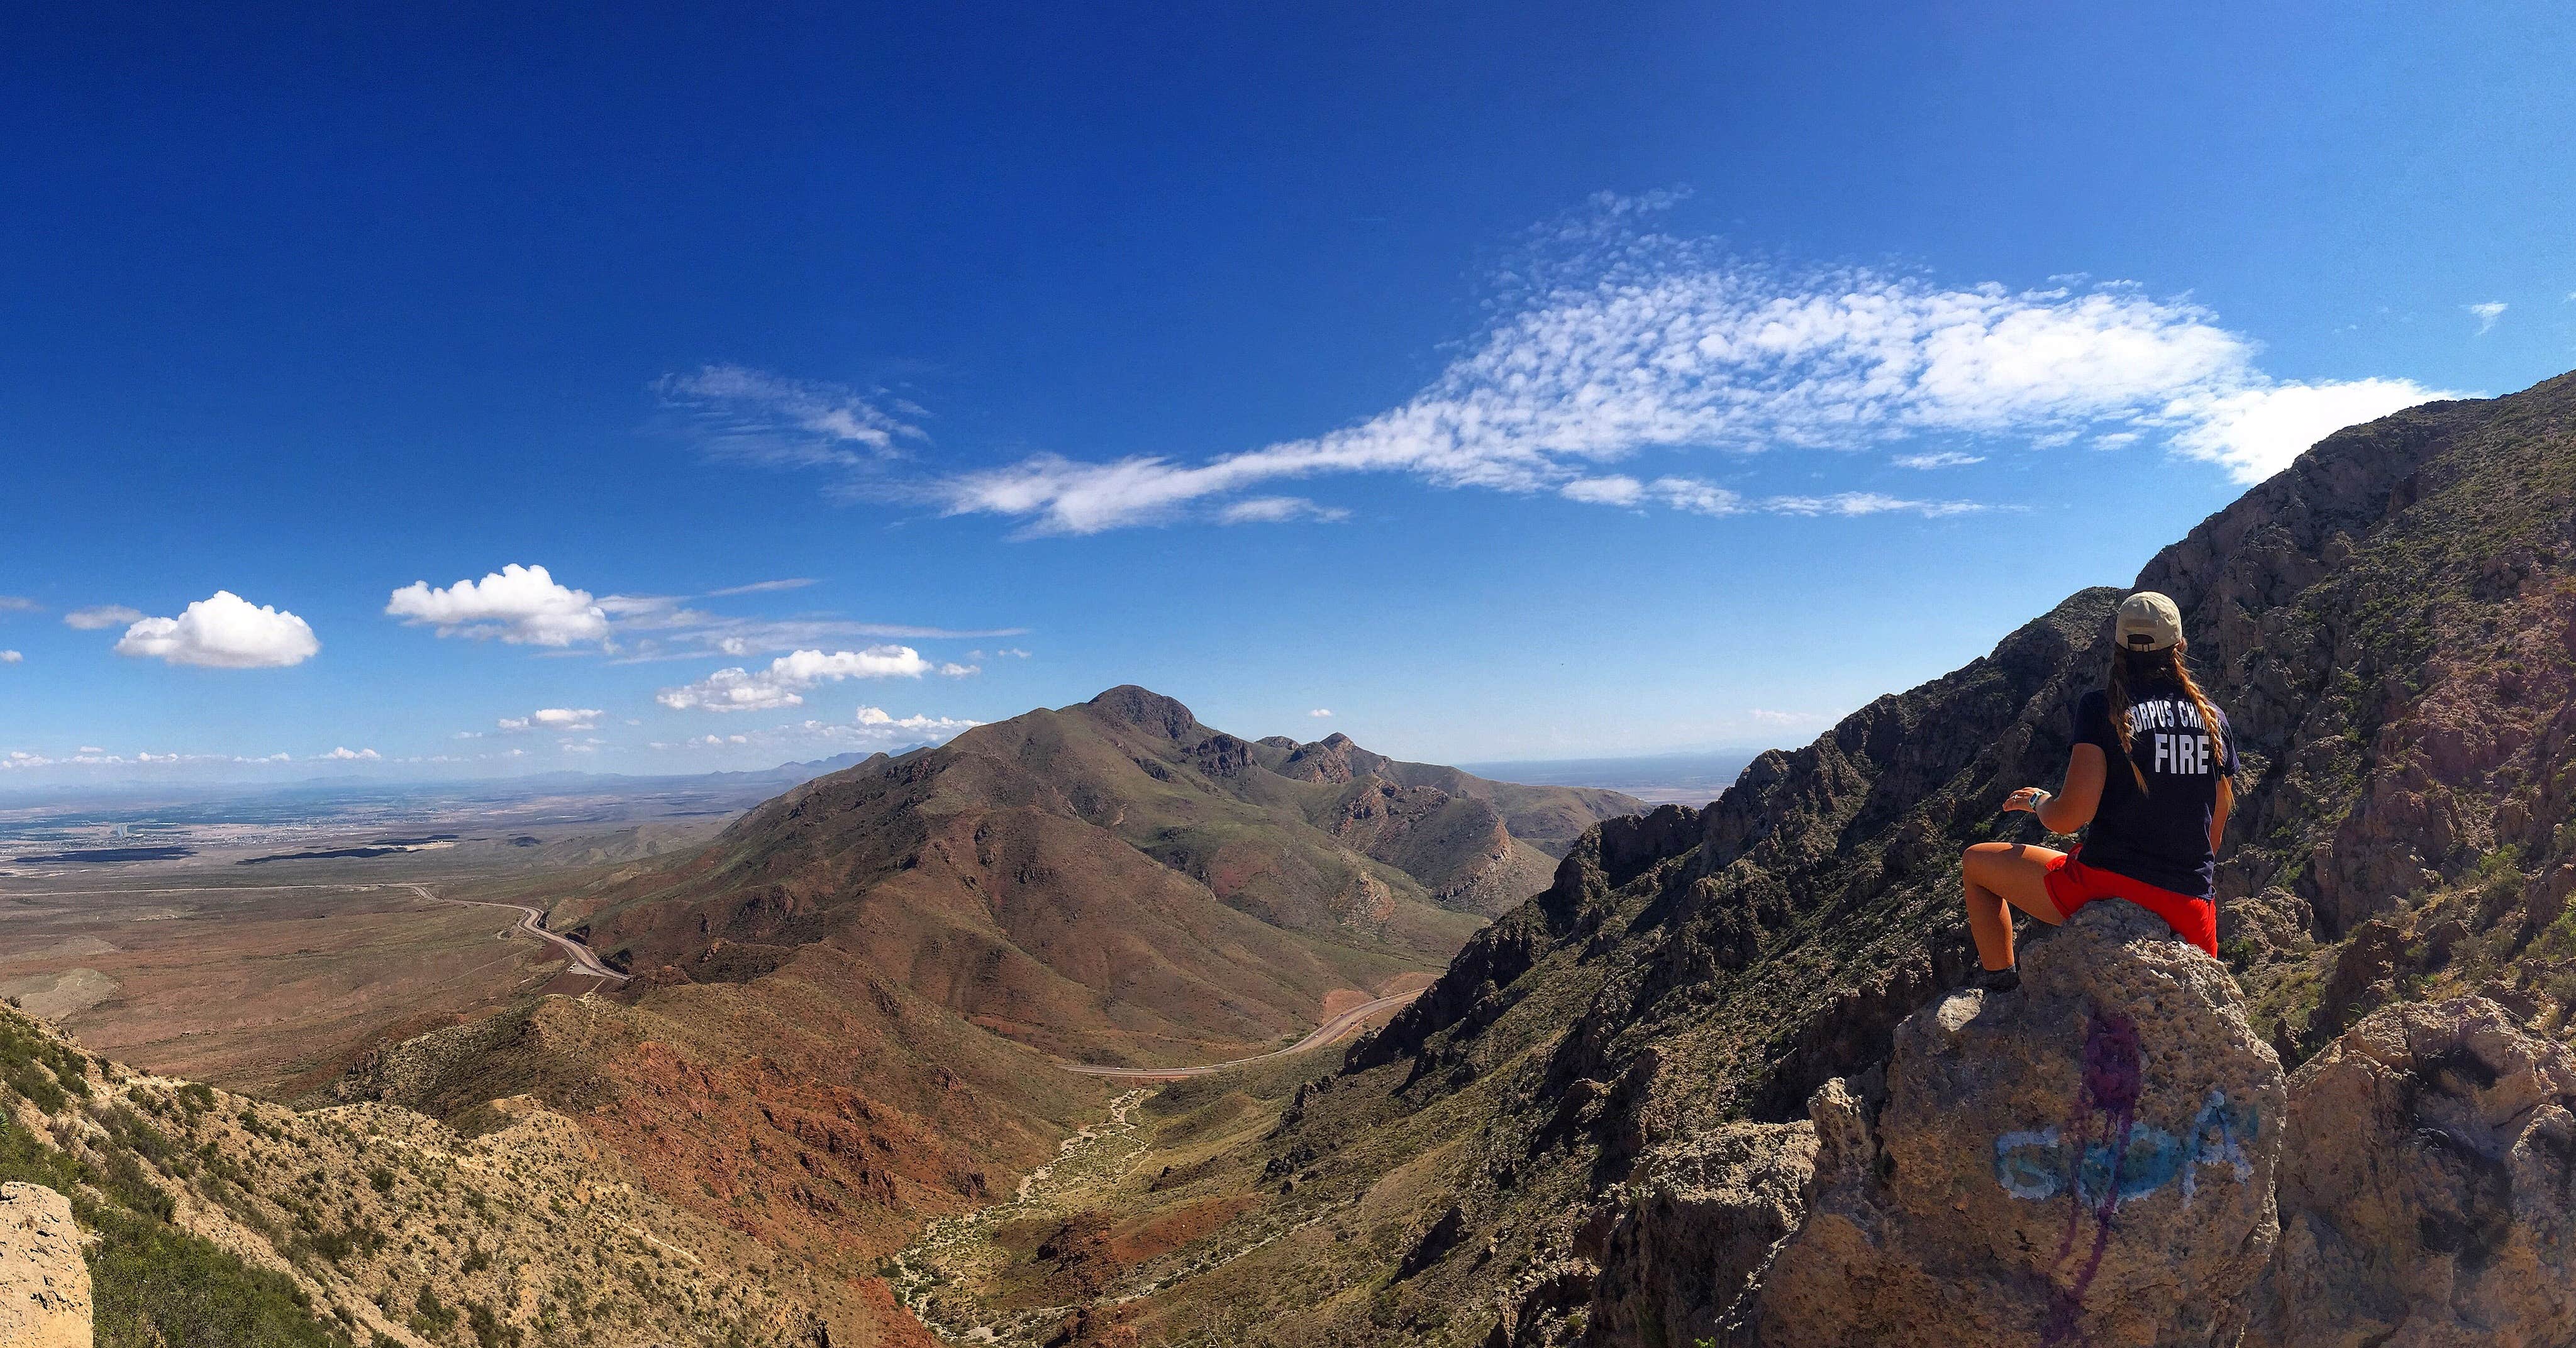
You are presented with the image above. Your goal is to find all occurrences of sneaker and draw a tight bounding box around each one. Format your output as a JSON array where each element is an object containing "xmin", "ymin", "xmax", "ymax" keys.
[{"xmin": 1972, "ymin": 967, "xmax": 2021, "ymax": 995}]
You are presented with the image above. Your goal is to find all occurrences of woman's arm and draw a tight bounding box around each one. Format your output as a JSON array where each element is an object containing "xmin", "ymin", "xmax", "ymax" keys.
[
  {"xmin": 2007, "ymin": 744, "xmax": 2106, "ymax": 834},
  {"xmin": 2210, "ymin": 775, "xmax": 2234, "ymax": 854}
]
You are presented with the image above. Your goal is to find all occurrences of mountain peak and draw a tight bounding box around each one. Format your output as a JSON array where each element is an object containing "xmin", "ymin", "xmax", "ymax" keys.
[{"xmin": 1084, "ymin": 685, "xmax": 1201, "ymax": 739}]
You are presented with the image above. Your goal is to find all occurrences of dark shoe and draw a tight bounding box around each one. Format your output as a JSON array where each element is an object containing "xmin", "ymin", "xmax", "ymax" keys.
[{"xmin": 1972, "ymin": 967, "xmax": 2021, "ymax": 995}]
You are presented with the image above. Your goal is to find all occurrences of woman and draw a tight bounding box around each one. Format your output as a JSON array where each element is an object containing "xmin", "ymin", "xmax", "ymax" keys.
[{"xmin": 1962, "ymin": 591, "xmax": 2238, "ymax": 991}]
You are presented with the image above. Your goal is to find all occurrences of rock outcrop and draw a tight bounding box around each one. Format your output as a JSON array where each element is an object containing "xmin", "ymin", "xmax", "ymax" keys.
[
  {"xmin": 2250, "ymin": 997, "xmax": 2576, "ymax": 1348},
  {"xmin": 1580, "ymin": 1122, "xmax": 1818, "ymax": 1348},
  {"xmin": 0, "ymin": 1183, "xmax": 91, "ymax": 1348},
  {"xmin": 1758, "ymin": 902, "xmax": 2286, "ymax": 1347}
]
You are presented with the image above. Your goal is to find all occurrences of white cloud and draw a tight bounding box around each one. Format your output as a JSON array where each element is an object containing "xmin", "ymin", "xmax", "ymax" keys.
[
  {"xmin": 2467, "ymin": 301, "xmax": 2507, "ymax": 333},
  {"xmin": 63, "ymin": 605, "xmax": 144, "ymax": 630},
  {"xmin": 0, "ymin": 650, "xmax": 18, "ymax": 665},
  {"xmin": 498, "ymin": 707, "xmax": 603, "ymax": 733},
  {"xmin": 113, "ymin": 592, "xmax": 320, "ymax": 668},
  {"xmin": 1890, "ymin": 451, "xmax": 1985, "ymax": 470},
  {"xmin": 914, "ymin": 200, "xmax": 2454, "ymax": 530},
  {"xmin": 315, "ymin": 746, "xmax": 380, "ymax": 761},
  {"xmin": 657, "ymin": 365, "xmax": 926, "ymax": 470},
  {"xmin": 79, "ymin": 746, "xmax": 103, "ymax": 754},
  {"xmin": 1218, "ymin": 496, "xmax": 1351, "ymax": 524},
  {"xmin": 936, "ymin": 661, "xmax": 979, "ymax": 678},
  {"xmin": 1309, "ymin": 708, "xmax": 1334, "ymax": 718},
  {"xmin": 1748, "ymin": 709, "xmax": 1830, "ymax": 725},
  {"xmin": 2160, "ymin": 378, "xmax": 2455, "ymax": 482},
  {"xmin": 386, "ymin": 563, "xmax": 609, "ymax": 646},
  {"xmin": 706, "ymin": 577, "xmax": 818, "ymax": 596},
  {"xmin": 657, "ymin": 645, "xmax": 931, "ymax": 711},
  {"xmin": 0, "ymin": 597, "xmax": 37, "ymax": 614}
]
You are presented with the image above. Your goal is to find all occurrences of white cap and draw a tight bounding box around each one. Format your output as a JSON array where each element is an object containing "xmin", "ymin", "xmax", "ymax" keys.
[{"xmin": 2116, "ymin": 592, "xmax": 2184, "ymax": 651}]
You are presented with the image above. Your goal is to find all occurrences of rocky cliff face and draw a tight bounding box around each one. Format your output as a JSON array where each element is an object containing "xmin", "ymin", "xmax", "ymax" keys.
[{"xmin": 933, "ymin": 373, "xmax": 2576, "ymax": 1344}]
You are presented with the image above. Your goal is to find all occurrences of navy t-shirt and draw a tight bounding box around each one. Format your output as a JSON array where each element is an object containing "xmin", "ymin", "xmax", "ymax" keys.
[{"xmin": 2072, "ymin": 675, "xmax": 2238, "ymax": 900}]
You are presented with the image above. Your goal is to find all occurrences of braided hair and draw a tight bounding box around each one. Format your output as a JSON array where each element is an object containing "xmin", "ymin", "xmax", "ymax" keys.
[{"xmin": 2104, "ymin": 639, "xmax": 2226, "ymax": 795}]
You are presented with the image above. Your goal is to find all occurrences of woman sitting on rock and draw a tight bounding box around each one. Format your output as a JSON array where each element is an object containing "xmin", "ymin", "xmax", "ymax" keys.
[{"xmin": 1960, "ymin": 591, "xmax": 2238, "ymax": 992}]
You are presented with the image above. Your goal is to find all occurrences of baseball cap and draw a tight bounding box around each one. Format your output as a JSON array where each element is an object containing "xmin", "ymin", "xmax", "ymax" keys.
[{"xmin": 2116, "ymin": 592, "xmax": 2184, "ymax": 651}]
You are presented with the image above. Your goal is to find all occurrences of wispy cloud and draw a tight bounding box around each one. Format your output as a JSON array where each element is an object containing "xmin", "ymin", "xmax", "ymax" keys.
[
  {"xmin": 1556, "ymin": 475, "xmax": 1973, "ymax": 518},
  {"xmin": 64, "ymin": 605, "xmax": 144, "ymax": 631},
  {"xmin": 657, "ymin": 364, "xmax": 927, "ymax": 471},
  {"xmin": 1218, "ymin": 496, "xmax": 1351, "ymax": 525},
  {"xmin": 1890, "ymin": 451, "xmax": 1984, "ymax": 470},
  {"xmin": 2466, "ymin": 301, "xmax": 2507, "ymax": 333},
  {"xmin": 705, "ymin": 577, "xmax": 818, "ymax": 596},
  {"xmin": 498, "ymin": 707, "xmax": 603, "ymax": 732},
  {"xmin": 867, "ymin": 196, "xmax": 2451, "ymax": 530},
  {"xmin": 0, "ymin": 596, "xmax": 38, "ymax": 614}
]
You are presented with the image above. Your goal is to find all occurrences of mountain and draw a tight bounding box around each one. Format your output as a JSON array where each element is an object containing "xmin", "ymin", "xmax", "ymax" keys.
[
  {"xmin": 898, "ymin": 373, "xmax": 2576, "ymax": 1345},
  {"xmin": 312, "ymin": 689, "xmax": 1635, "ymax": 1346},
  {"xmin": 554, "ymin": 687, "xmax": 1640, "ymax": 1064}
]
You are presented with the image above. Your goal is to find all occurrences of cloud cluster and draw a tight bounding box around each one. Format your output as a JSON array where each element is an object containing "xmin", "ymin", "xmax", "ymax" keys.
[
  {"xmin": 657, "ymin": 646, "xmax": 933, "ymax": 712},
  {"xmin": 113, "ymin": 592, "xmax": 320, "ymax": 668},
  {"xmin": 889, "ymin": 202, "xmax": 2457, "ymax": 532},
  {"xmin": 386, "ymin": 564, "xmax": 609, "ymax": 646},
  {"xmin": 316, "ymin": 746, "xmax": 380, "ymax": 761}
]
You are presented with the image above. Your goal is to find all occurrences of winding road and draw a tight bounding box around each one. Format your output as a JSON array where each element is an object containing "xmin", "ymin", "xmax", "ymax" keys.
[
  {"xmin": 400, "ymin": 883, "xmax": 629, "ymax": 983},
  {"xmin": 1057, "ymin": 988, "xmax": 1419, "ymax": 1080}
]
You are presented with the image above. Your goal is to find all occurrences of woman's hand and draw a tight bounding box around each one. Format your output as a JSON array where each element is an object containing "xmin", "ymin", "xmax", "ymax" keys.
[{"xmin": 2003, "ymin": 787, "xmax": 2050, "ymax": 815}]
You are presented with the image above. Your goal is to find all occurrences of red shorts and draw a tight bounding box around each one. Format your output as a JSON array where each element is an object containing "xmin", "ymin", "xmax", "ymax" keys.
[{"xmin": 2041, "ymin": 851, "xmax": 2218, "ymax": 957}]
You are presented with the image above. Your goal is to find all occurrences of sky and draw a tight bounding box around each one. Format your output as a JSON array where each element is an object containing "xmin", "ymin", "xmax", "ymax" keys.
[{"xmin": 6, "ymin": 1, "xmax": 2575, "ymax": 784}]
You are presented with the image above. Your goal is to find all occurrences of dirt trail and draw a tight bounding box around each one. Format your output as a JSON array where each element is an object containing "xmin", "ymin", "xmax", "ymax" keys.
[{"xmin": 1056, "ymin": 988, "xmax": 1419, "ymax": 1080}]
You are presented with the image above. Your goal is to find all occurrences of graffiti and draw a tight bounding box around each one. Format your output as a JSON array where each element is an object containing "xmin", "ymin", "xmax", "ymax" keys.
[
  {"xmin": 1985, "ymin": 1007, "xmax": 2265, "ymax": 1345},
  {"xmin": 1993, "ymin": 1090, "xmax": 2261, "ymax": 1206}
]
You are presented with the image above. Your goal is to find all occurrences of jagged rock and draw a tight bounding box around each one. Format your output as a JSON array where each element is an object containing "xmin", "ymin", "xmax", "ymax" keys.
[
  {"xmin": 1756, "ymin": 901, "xmax": 2285, "ymax": 1347},
  {"xmin": 2248, "ymin": 997, "xmax": 2576, "ymax": 1348},
  {"xmin": 1580, "ymin": 1122, "xmax": 1819, "ymax": 1348},
  {"xmin": 0, "ymin": 1183, "xmax": 91, "ymax": 1348}
]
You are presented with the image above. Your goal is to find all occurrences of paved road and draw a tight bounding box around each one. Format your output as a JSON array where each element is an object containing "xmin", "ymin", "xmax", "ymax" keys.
[
  {"xmin": 401, "ymin": 883, "xmax": 630, "ymax": 983},
  {"xmin": 1058, "ymin": 989, "xmax": 1420, "ymax": 1080}
]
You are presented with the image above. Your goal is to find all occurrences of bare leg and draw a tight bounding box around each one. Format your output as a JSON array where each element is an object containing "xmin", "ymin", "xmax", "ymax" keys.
[{"xmin": 1962, "ymin": 841, "xmax": 2070, "ymax": 971}]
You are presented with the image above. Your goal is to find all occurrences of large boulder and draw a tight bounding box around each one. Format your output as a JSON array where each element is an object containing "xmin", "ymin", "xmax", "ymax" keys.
[
  {"xmin": 2248, "ymin": 997, "xmax": 2576, "ymax": 1348},
  {"xmin": 0, "ymin": 1182, "xmax": 90, "ymax": 1348},
  {"xmin": 1756, "ymin": 900, "xmax": 2285, "ymax": 1347}
]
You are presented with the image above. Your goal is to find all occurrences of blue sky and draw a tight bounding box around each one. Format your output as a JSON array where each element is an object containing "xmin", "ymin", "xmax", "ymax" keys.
[{"xmin": 6, "ymin": 2, "xmax": 2574, "ymax": 782}]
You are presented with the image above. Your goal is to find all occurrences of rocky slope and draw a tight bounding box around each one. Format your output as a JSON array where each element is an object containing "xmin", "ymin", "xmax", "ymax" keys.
[
  {"xmin": 2, "ymin": 1001, "xmax": 872, "ymax": 1347},
  {"xmin": 913, "ymin": 371, "xmax": 2576, "ymax": 1345}
]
